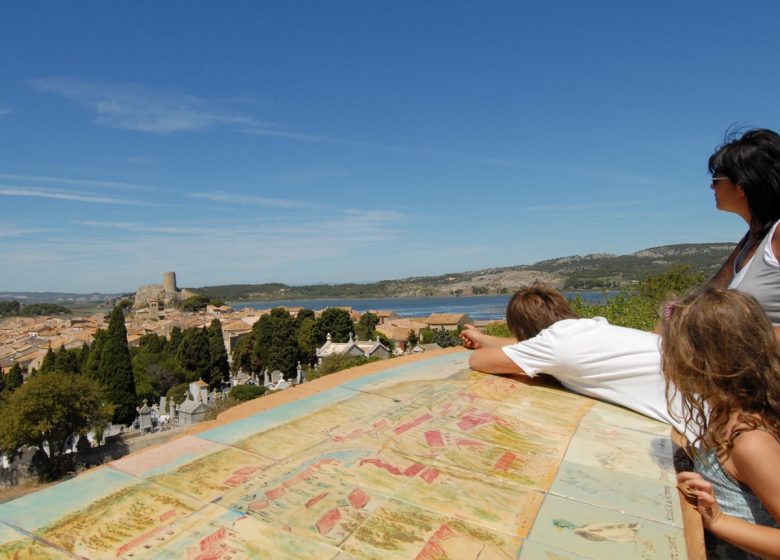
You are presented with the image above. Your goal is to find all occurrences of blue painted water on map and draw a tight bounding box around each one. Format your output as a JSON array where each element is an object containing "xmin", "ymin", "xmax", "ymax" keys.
[{"xmin": 232, "ymin": 292, "xmax": 613, "ymax": 321}]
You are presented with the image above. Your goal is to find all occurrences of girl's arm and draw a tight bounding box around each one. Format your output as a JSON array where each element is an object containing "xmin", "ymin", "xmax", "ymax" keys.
[
  {"xmin": 678, "ymin": 471, "xmax": 780, "ymax": 560},
  {"xmin": 680, "ymin": 431, "xmax": 780, "ymax": 559}
]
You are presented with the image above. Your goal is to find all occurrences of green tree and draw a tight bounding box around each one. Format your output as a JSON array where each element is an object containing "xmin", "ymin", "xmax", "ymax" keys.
[
  {"xmin": 265, "ymin": 308, "xmax": 298, "ymax": 376},
  {"xmin": 306, "ymin": 354, "xmax": 378, "ymax": 380},
  {"xmin": 97, "ymin": 306, "xmax": 137, "ymax": 425},
  {"xmin": 312, "ymin": 308, "xmax": 354, "ymax": 344},
  {"xmin": 177, "ymin": 327, "xmax": 211, "ymax": 383},
  {"xmin": 54, "ymin": 346, "xmax": 80, "ymax": 374},
  {"xmin": 82, "ymin": 329, "xmax": 107, "ymax": 378},
  {"xmin": 0, "ymin": 373, "xmax": 113, "ymax": 465},
  {"xmin": 570, "ymin": 264, "xmax": 707, "ymax": 332},
  {"xmin": 434, "ymin": 328, "xmax": 461, "ymax": 348},
  {"xmin": 639, "ymin": 264, "xmax": 705, "ymax": 303},
  {"xmin": 355, "ymin": 312, "xmax": 379, "ymax": 340},
  {"xmin": 296, "ymin": 317, "xmax": 316, "ymax": 366},
  {"xmin": 231, "ymin": 333, "xmax": 256, "ymax": 374},
  {"xmin": 296, "ymin": 308, "xmax": 316, "ymax": 324},
  {"xmin": 7, "ymin": 362, "xmax": 24, "ymax": 391},
  {"xmin": 137, "ymin": 333, "xmax": 168, "ymax": 354},
  {"xmin": 166, "ymin": 382, "xmax": 190, "ymax": 407},
  {"xmin": 180, "ymin": 295, "xmax": 210, "ymax": 312},
  {"xmin": 39, "ymin": 347, "xmax": 56, "ymax": 375},
  {"xmin": 168, "ymin": 326, "xmax": 183, "ymax": 354},
  {"xmin": 0, "ymin": 300, "xmax": 21, "ymax": 316},
  {"xmin": 406, "ymin": 330, "xmax": 419, "ymax": 348},
  {"xmin": 229, "ymin": 384, "xmax": 267, "ymax": 402},
  {"xmin": 207, "ymin": 319, "xmax": 230, "ymax": 387},
  {"xmin": 420, "ymin": 328, "xmax": 436, "ymax": 344},
  {"xmin": 482, "ymin": 322, "xmax": 512, "ymax": 338},
  {"xmin": 132, "ymin": 335, "xmax": 187, "ymax": 404},
  {"xmin": 251, "ymin": 314, "xmax": 274, "ymax": 374}
]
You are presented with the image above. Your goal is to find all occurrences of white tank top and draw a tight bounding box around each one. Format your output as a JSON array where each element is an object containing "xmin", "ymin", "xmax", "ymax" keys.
[{"xmin": 729, "ymin": 220, "xmax": 780, "ymax": 325}]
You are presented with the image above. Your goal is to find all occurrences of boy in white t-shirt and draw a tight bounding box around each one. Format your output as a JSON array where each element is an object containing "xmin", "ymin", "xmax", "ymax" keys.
[{"xmin": 461, "ymin": 284, "xmax": 683, "ymax": 432}]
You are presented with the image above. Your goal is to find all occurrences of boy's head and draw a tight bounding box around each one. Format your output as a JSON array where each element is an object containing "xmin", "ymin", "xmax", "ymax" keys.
[{"xmin": 506, "ymin": 283, "xmax": 578, "ymax": 341}]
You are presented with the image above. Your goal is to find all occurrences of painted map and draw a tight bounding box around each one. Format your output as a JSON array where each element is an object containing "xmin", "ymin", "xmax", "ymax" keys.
[{"xmin": 0, "ymin": 351, "xmax": 687, "ymax": 559}]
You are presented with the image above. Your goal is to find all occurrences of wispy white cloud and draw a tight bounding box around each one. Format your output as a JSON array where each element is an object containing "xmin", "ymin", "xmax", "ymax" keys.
[
  {"xmin": 0, "ymin": 186, "xmax": 155, "ymax": 206},
  {"xmin": 0, "ymin": 173, "xmax": 159, "ymax": 191},
  {"xmin": 76, "ymin": 221, "xmax": 206, "ymax": 234},
  {"xmin": 244, "ymin": 126, "xmax": 368, "ymax": 147},
  {"xmin": 522, "ymin": 200, "xmax": 648, "ymax": 213},
  {"xmin": 30, "ymin": 78, "xmax": 277, "ymax": 134},
  {"xmin": 100, "ymin": 155, "xmax": 158, "ymax": 165},
  {"xmin": 188, "ymin": 191, "xmax": 304, "ymax": 209},
  {"xmin": 0, "ymin": 225, "xmax": 52, "ymax": 238},
  {"xmin": 276, "ymin": 166, "xmax": 359, "ymax": 184},
  {"xmin": 386, "ymin": 144, "xmax": 515, "ymax": 166}
]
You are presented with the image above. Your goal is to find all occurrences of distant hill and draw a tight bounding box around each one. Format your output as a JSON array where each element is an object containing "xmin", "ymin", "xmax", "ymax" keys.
[
  {"xmin": 192, "ymin": 242, "xmax": 736, "ymax": 301},
  {"xmin": 1, "ymin": 242, "xmax": 735, "ymax": 304},
  {"xmin": 0, "ymin": 291, "xmax": 125, "ymax": 306}
]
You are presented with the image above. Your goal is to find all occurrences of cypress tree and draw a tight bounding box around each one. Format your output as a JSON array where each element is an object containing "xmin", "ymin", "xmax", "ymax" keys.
[
  {"xmin": 168, "ymin": 326, "xmax": 183, "ymax": 354},
  {"xmin": 97, "ymin": 306, "xmax": 137, "ymax": 425},
  {"xmin": 207, "ymin": 319, "xmax": 229, "ymax": 388},
  {"xmin": 83, "ymin": 329, "xmax": 107, "ymax": 378},
  {"xmin": 5, "ymin": 362, "xmax": 24, "ymax": 391},
  {"xmin": 54, "ymin": 345, "xmax": 80, "ymax": 374},
  {"xmin": 266, "ymin": 308, "xmax": 298, "ymax": 377},
  {"xmin": 39, "ymin": 347, "xmax": 56, "ymax": 375},
  {"xmin": 177, "ymin": 327, "xmax": 210, "ymax": 383}
]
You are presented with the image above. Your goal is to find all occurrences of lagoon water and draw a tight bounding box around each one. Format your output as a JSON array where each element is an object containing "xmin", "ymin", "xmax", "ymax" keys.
[{"xmin": 232, "ymin": 292, "xmax": 611, "ymax": 321}]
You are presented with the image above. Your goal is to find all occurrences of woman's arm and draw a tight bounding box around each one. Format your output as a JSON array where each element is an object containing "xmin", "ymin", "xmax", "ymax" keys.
[{"xmin": 707, "ymin": 242, "xmax": 741, "ymax": 288}]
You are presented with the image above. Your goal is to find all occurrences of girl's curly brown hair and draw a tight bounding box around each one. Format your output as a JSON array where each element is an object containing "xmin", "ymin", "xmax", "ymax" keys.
[{"xmin": 661, "ymin": 288, "xmax": 780, "ymax": 450}]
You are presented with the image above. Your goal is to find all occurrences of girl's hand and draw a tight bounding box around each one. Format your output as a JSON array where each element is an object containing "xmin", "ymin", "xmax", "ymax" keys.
[{"xmin": 677, "ymin": 471, "xmax": 723, "ymax": 530}]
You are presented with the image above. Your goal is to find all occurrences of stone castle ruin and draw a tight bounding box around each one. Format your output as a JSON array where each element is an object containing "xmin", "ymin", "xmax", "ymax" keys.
[{"xmin": 133, "ymin": 271, "xmax": 196, "ymax": 310}]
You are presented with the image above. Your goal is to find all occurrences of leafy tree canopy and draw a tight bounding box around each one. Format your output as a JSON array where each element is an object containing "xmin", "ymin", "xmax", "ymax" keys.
[
  {"xmin": 180, "ymin": 295, "xmax": 210, "ymax": 312},
  {"xmin": 355, "ymin": 312, "xmax": 379, "ymax": 341},
  {"xmin": 0, "ymin": 373, "xmax": 113, "ymax": 461},
  {"xmin": 312, "ymin": 308, "xmax": 354, "ymax": 345},
  {"xmin": 7, "ymin": 362, "xmax": 25, "ymax": 391},
  {"xmin": 0, "ymin": 300, "xmax": 21, "ymax": 316}
]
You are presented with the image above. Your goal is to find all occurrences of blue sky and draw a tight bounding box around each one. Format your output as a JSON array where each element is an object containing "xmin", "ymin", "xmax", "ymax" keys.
[{"xmin": 2, "ymin": 1, "xmax": 780, "ymax": 293}]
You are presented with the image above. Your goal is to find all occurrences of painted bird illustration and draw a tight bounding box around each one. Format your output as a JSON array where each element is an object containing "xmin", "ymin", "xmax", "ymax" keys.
[{"xmin": 552, "ymin": 519, "xmax": 642, "ymax": 543}]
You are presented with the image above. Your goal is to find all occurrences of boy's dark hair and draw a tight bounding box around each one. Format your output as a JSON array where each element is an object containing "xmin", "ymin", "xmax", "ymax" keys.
[{"xmin": 506, "ymin": 283, "xmax": 578, "ymax": 341}]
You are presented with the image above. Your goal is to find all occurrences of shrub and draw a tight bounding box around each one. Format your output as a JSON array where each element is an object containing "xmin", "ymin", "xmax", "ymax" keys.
[
  {"xmin": 229, "ymin": 384, "xmax": 267, "ymax": 402},
  {"xmin": 570, "ymin": 264, "xmax": 705, "ymax": 331},
  {"xmin": 481, "ymin": 322, "xmax": 511, "ymax": 338},
  {"xmin": 306, "ymin": 354, "xmax": 379, "ymax": 380}
]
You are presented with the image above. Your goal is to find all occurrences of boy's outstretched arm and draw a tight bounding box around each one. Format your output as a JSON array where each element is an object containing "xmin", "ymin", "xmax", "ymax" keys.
[
  {"xmin": 469, "ymin": 347, "xmax": 525, "ymax": 374},
  {"xmin": 459, "ymin": 324, "xmax": 515, "ymax": 349}
]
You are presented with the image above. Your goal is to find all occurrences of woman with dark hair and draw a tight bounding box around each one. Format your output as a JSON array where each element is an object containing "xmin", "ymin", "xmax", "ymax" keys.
[{"xmin": 707, "ymin": 128, "xmax": 780, "ymax": 331}]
